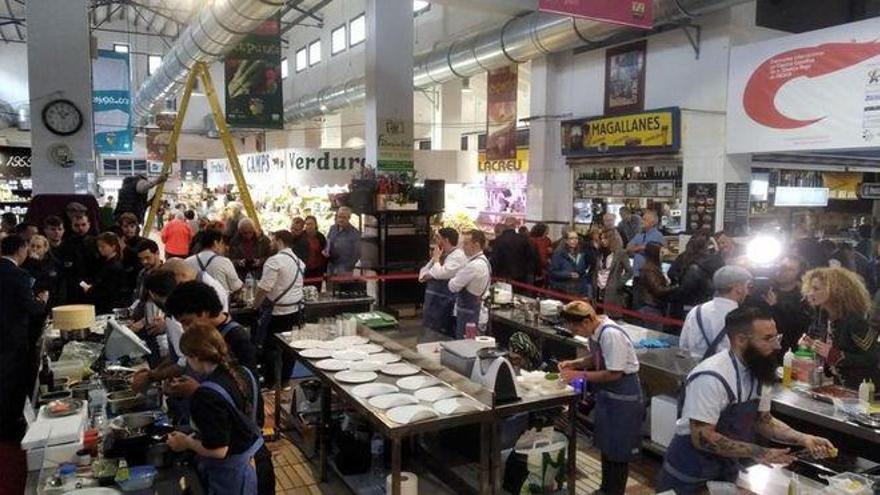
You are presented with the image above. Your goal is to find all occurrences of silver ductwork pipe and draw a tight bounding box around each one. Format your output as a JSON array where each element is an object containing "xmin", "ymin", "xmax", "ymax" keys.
[
  {"xmin": 285, "ymin": 0, "xmax": 746, "ymax": 122},
  {"xmin": 132, "ymin": 0, "xmax": 284, "ymax": 123}
]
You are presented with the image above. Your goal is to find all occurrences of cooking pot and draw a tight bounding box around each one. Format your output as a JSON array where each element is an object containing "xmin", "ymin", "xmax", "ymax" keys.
[{"xmin": 108, "ymin": 411, "xmax": 168, "ymax": 439}]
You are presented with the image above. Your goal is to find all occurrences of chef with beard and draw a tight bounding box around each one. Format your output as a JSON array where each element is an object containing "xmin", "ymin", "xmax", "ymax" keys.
[{"xmin": 657, "ymin": 306, "xmax": 836, "ymax": 494}]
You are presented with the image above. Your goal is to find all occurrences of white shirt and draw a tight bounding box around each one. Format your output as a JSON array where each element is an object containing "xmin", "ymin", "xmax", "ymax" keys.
[
  {"xmin": 165, "ymin": 317, "xmax": 187, "ymax": 367},
  {"xmin": 186, "ymin": 250, "xmax": 243, "ymax": 295},
  {"xmin": 679, "ymin": 297, "xmax": 739, "ymax": 358},
  {"xmin": 197, "ymin": 271, "xmax": 229, "ymax": 313},
  {"xmin": 675, "ymin": 350, "xmax": 772, "ymax": 436},
  {"xmin": 596, "ymin": 252, "xmax": 614, "ymax": 290},
  {"xmin": 448, "ymin": 252, "xmax": 491, "ymax": 297},
  {"xmin": 591, "ymin": 318, "xmax": 640, "ymax": 374},
  {"xmin": 258, "ymin": 248, "xmax": 305, "ymax": 316},
  {"xmin": 419, "ymin": 248, "xmax": 467, "ymax": 282}
]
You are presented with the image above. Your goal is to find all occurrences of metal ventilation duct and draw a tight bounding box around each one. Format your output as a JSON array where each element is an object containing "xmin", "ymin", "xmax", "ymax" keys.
[
  {"xmin": 285, "ymin": 0, "xmax": 747, "ymax": 122},
  {"xmin": 132, "ymin": 0, "xmax": 284, "ymax": 123},
  {"xmin": 0, "ymin": 100, "xmax": 15, "ymax": 130}
]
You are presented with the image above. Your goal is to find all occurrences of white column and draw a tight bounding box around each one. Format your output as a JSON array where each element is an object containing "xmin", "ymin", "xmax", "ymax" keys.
[
  {"xmin": 27, "ymin": 0, "xmax": 96, "ymax": 194},
  {"xmin": 364, "ymin": 0, "xmax": 414, "ymax": 169},
  {"xmin": 437, "ymin": 79, "xmax": 463, "ymax": 150}
]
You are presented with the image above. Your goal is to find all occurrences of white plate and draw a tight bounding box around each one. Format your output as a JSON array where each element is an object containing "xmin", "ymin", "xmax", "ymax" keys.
[
  {"xmin": 290, "ymin": 339, "xmax": 323, "ymax": 350},
  {"xmin": 335, "ymin": 371, "xmax": 378, "ymax": 384},
  {"xmin": 299, "ymin": 348, "xmax": 333, "ymax": 359},
  {"xmin": 316, "ymin": 340, "xmax": 349, "ymax": 350},
  {"xmin": 351, "ymin": 343, "xmax": 384, "ymax": 354},
  {"xmin": 314, "ymin": 359, "xmax": 351, "ymax": 371},
  {"xmin": 397, "ymin": 375, "xmax": 440, "ymax": 391},
  {"xmin": 348, "ymin": 360, "xmax": 385, "ymax": 372},
  {"xmin": 351, "ymin": 383, "xmax": 399, "ymax": 399},
  {"xmin": 433, "ymin": 397, "xmax": 481, "ymax": 415},
  {"xmin": 414, "ymin": 386, "xmax": 461, "ymax": 402},
  {"xmin": 386, "ymin": 405, "xmax": 438, "ymax": 425},
  {"xmin": 334, "ymin": 335, "xmax": 369, "ymax": 346},
  {"xmin": 370, "ymin": 352, "xmax": 402, "ymax": 364},
  {"xmin": 368, "ymin": 393, "xmax": 419, "ymax": 410},
  {"xmin": 65, "ymin": 489, "xmax": 122, "ymax": 495},
  {"xmin": 331, "ymin": 350, "xmax": 369, "ymax": 362},
  {"xmin": 380, "ymin": 363, "xmax": 421, "ymax": 376}
]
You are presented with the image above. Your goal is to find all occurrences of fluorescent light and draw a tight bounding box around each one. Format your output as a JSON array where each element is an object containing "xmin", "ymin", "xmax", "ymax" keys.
[
  {"xmin": 747, "ymin": 235, "xmax": 783, "ymax": 266},
  {"xmin": 414, "ymin": 1, "xmax": 429, "ymax": 12}
]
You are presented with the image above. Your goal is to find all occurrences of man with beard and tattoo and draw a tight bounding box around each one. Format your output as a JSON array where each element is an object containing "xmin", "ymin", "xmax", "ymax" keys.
[{"xmin": 657, "ymin": 306, "xmax": 836, "ymax": 494}]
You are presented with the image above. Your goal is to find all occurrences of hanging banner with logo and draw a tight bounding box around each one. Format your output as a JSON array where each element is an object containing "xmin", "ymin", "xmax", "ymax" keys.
[
  {"xmin": 486, "ymin": 65, "xmax": 518, "ymax": 161},
  {"xmin": 208, "ymin": 148, "xmax": 366, "ymax": 188},
  {"xmin": 225, "ymin": 15, "xmax": 284, "ymax": 129},
  {"xmin": 93, "ymin": 49, "xmax": 133, "ymax": 154},
  {"xmin": 377, "ymin": 118, "xmax": 414, "ymax": 172},
  {"xmin": 147, "ymin": 112, "xmax": 177, "ymax": 161},
  {"xmin": 478, "ymin": 148, "xmax": 529, "ymax": 174},
  {"xmin": 561, "ymin": 107, "xmax": 680, "ymax": 157},
  {"xmin": 538, "ymin": 0, "xmax": 652, "ymax": 29},
  {"xmin": 728, "ymin": 17, "xmax": 880, "ymax": 154}
]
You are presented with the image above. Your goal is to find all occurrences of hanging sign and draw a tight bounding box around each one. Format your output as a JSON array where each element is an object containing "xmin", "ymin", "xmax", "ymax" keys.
[
  {"xmin": 377, "ymin": 118, "xmax": 414, "ymax": 172},
  {"xmin": 561, "ymin": 107, "xmax": 680, "ymax": 157},
  {"xmin": 538, "ymin": 0, "xmax": 652, "ymax": 29},
  {"xmin": 208, "ymin": 148, "xmax": 366, "ymax": 188},
  {"xmin": 146, "ymin": 112, "xmax": 177, "ymax": 162},
  {"xmin": 478, "ymin": 148, "xmax": 529, "ymax": 174},
  {"xmin": 728, "ymin": 17, "xmax": 880, "ymax": 153},
  {"xmin": 93, "ymin": 50, "xmax": 133, "ymax": 154},
  {"xmin": 225, "ymin": 15, "xmax": 284, "ymax": 129},
  {"xmin": 486, "ymin": 65, "xmax": 518, "ymax": 161}
]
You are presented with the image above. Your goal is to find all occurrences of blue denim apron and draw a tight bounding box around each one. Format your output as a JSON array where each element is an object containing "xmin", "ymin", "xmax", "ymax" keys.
[
  {"xmin": 454, "ymin": 255, "xmax": 491, "ymax": 339},
  {"xmin": 656, "ymin": 352, "xmax": 760, "ymax": 494},
  {"xmin": 194, "ymin": 378, "xmax": 264, "ymax": 495},
  {"xmin": 591, "ymin": 324, "xmax": 644, "ymax": 462},
  {"xmin": 197, "ymin": 253, "xmax": 220, "ymax": 274},
  {"xmin": 696, "ymin": 305, "xmax": 727, "ymax": 361},
  {"xmin": 421, "ymin": 250, "xmax": 457, "ymax": 335}
]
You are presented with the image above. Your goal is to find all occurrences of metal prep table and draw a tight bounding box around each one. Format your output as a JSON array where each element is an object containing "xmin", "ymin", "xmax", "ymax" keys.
[
  {"xmin": 273, "ymin": 326, "xmax": 578, "ymax": 495},
  {"xmin": 229, "ymin": 294, "xmax": 375, "ymax": 327}
]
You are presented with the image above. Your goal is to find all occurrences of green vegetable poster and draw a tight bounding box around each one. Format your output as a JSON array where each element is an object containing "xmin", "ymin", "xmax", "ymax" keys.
[{"xmin": 225, "ymin": 15, "xmax": 284, "ymax": 129}]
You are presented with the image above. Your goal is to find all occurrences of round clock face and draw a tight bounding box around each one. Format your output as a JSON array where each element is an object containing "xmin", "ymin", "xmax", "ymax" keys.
[{"xmin": 42, "ymin": 99, "xmax": 83, "ymax": 136}]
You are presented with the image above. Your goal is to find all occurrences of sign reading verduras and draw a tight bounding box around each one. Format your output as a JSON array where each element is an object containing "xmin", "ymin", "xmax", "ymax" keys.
[
  {"xmin": 225, "ymin": 15, "xmax": 284, "ymax": 129},
  {"xmin": 538, "ymin": 0, "xmax": 652, "ymax": 29},
  {"xmin": 728, "ymin": 17, "xmax": 880, "ymax": 153},
  {"xmin": 93, "ymin": 49, "xmax": 133, "ymax": 154},
  {"xmin": 486, "ymin": 65, "xmax": 518, "ymax": 161},
  {"xmin": 561, "ymin": 107, "xmax": 680, "ymax": 157},
  {"xmin": 207, "ymin": 148, "xmax": 366, "ymax": 188}
]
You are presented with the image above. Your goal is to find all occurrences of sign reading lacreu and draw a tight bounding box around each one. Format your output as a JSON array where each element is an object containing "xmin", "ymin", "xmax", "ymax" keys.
[
  {"xmin": 478, "ymin": 148, "xmax": 529, "ymax": 174},
  {"xmin": 561, "ymin": 107, "xmax": 680, "ymax": 157},
  {"xmin": 208, "ymin": 148, "xmax": 365, "ymax": 188}
]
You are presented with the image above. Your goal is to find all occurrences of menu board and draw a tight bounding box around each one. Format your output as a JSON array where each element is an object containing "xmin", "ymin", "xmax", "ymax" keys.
[
  {"xmin": 686, "ymin": 183, "xmax": 717, "ymax": 233},
  {"xmin": 723, "ymin": 182, "xmax": 750, "ymax": 236}
]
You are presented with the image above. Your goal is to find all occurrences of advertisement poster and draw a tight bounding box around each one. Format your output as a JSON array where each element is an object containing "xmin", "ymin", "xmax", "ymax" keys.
[
  {"xmin": 686, "ymin": 183, "xmax": 717, "ymax": 234},
  {"xmin": 147, "ymin": 112, "xmax": 177, "ymax": 162},
  {"xmin": 561, "ymin": 108, "xmax": 680, "ymax": 157},
  {"xmin": 93, "ymin": 49, "xmax": 133, "ymax": 154},
  {"xmin": 377, "ymin": 118, "xmax": 414, "ymax": 171},
  {"xmin": 727, "ymin": 17, "xmax": 880, "ymax": 153},
  {"xmin": 486, "ymin": 65, "xmax": 518, "ymax": 161},
  {"xmin": 605, "ymin": 40, "xmax": 647, "ymax": 115},
  {"xmin": 539, "ymin": 0, "xmax": 652, "ymax": 29},
  {"xmin": 225, "ymin": 15, "xmax": 284, "ymax": 129}
]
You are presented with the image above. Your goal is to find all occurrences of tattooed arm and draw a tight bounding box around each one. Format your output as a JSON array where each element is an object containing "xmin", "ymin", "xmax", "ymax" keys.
[
  {"xmin": 755, "ymin": 412, "xmax": 837, "ymax": 458},
  {"xmin": 690, "ymin": 420, "xmax": 794, "ymax": 464}
]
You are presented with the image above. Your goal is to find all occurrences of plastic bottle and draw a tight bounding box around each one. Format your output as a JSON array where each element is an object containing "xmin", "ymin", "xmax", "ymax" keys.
[
  {"xmin": 869, "ymin": 380, "xmax": 876, "ymax": 408},
  {"xmin": 244, "ymin": 273, "xmax": 255, "ymax": 304},
  {"xmin": 115, "ymin": 459, "xmax": 130, "ymax": 482},
  {"xmin": 782, "ymin": 349, "xmax": 794, "ymax": 388},
  {"xmin": 859, "ymin": 379, "xmax": 872, "ymax": 412}
]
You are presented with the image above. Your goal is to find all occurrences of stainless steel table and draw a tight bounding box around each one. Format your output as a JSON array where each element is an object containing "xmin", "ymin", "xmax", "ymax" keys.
[{"xmin": 771, "ymin": 386, "xmax": 880, "ymax": 446}]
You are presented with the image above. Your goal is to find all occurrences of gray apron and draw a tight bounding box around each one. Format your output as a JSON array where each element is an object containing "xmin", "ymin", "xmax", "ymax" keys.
[
  {"xmin": 454, "ymin": 255, "xmax": 491, "ymax": 339},
  {"xmin": 421, "ymin": 250, "xmax": 457, "ymax": 335}
]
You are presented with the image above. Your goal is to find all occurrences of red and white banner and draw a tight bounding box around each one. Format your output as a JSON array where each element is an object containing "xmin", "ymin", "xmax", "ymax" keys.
[
  {"xmin": 727, "ymin": 17, "xmax": 880, "ymax": 154},
  {"xmin": 538, "ymin": 0, "xmax": 652, "ymax": 29}
]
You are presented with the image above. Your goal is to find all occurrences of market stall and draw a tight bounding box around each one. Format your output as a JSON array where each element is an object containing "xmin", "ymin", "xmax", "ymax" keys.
[{"xmin": 0, "ymin": 145, "xmax": 32, "ymax": 222}]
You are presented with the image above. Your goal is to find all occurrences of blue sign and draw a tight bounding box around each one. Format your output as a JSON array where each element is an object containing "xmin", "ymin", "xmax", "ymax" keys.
[{"xmin": 93, "ymin": 49, "xmax": 133, "ymax": 154}]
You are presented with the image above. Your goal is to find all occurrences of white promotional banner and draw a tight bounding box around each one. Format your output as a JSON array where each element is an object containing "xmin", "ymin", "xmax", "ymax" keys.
[
  {"xmin": 727, "ymin": 17, "xmax": 880, "ymax": 154},
  {"xmin": 207, "ymin": 148, "xmax": 365, "ymax": 188}
]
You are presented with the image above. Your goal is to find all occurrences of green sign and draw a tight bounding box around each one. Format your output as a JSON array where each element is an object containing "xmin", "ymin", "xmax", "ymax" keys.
[
  {"xmin": 225, "ymin": 15, "xmax": 284, "ymax": 129},
  {"xmin": 377, "ymin": 118, "xmax": 414, "ymax": 171}
]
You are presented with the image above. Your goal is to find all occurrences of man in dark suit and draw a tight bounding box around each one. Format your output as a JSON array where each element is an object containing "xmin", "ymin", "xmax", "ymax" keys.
[
  {"xmin": 57, "ymin": 213, "xmax": 99, "ymax": 305},
  {"xmin": 489, "ymin": 217, "xmax": 536, "ymax": 284},
  {"xmin": 0, "ymin": 235, "xmax": 48, "ymax": 440}
]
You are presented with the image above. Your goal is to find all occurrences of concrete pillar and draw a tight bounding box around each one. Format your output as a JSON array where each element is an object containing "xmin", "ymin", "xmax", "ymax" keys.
[
  {"xmin": 526, "ymin": 55, "xmax": 570, "ymax": 233},
  {"xmin": 437, "ymin": 79, "xmax": 463, "ymax": 150},
  {"xmin": 27, "ymin": 0, "xmax": 96, "ymax": 194},
  {"xmin": 364, "ymin": 0, "xmax": 414, "ymax": 170}
]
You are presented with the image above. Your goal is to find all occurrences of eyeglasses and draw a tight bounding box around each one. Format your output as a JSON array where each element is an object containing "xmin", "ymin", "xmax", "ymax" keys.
[{"xmin": 755, "ymin": 334, "xmax": 783, "ymax": 346}]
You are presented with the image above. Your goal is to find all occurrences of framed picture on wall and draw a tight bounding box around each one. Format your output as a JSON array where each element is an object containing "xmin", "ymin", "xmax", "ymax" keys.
[{"xmin": 604, "ymin": 40, "xmax": 647, "ymax": 115}]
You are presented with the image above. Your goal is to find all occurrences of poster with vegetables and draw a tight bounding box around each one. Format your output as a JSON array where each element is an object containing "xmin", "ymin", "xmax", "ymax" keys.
[{"xmin": 225, "ymin": 15, "xmax": 283, "ymax": 129}]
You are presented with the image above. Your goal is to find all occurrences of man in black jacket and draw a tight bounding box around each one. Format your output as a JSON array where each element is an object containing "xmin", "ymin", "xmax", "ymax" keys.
[
  {"xmin": 57, "ymin": 214, "xmax": 99, "ymax": 305},
  {"xmin": 0, "ymin": 235, "xmax": 48, "ymax": 440},
  {"xmin": 763, "ymin": 255, "xmax": 812, "ymax": 360},
  {"xmin": 490, "ymin": 217, "xmax": 536, "ymax": 284}
]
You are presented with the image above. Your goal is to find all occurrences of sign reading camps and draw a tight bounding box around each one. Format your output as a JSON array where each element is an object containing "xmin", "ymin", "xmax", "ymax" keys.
[
  {"xmin": 207, "ymin": 148, "xmax": 365, "ymax": 188},
  {"xmin": 561, "ymin": 108, "xmax": 680, "ymax": 157},
  {"xmin": 727, "ymin": 17, "xmax": 880, "ymax": 154}
]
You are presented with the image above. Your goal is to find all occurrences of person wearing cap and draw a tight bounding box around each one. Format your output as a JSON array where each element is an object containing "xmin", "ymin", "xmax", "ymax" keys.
[
  {"xmin": 558, "ymin": 300, "xmax": 642, "ymax": 495},
  {"xmin": 679, "ymin": 265, "xmax": 753, "ymax": 360}
]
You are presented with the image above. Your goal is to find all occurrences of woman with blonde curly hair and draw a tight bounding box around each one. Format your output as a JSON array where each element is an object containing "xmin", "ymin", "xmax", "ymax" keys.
[{"xmin": 801, "ymin": 267, "xmax": 879, "ymax": 388}]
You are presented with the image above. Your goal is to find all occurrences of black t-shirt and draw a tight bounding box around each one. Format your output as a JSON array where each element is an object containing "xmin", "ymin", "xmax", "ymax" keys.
[
  {"xmin": 220, "ymin": 318, "xmax": 257, "ymax": 373},
  {"xmin": 191, "ymin": 366, "xmax": 259, "ymax": 454}
]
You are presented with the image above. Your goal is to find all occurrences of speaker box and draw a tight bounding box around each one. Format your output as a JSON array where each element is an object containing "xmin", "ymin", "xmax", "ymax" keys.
[{"xmin": 421, "ymin": 179, "xmax": 445, "ymax": 213}]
